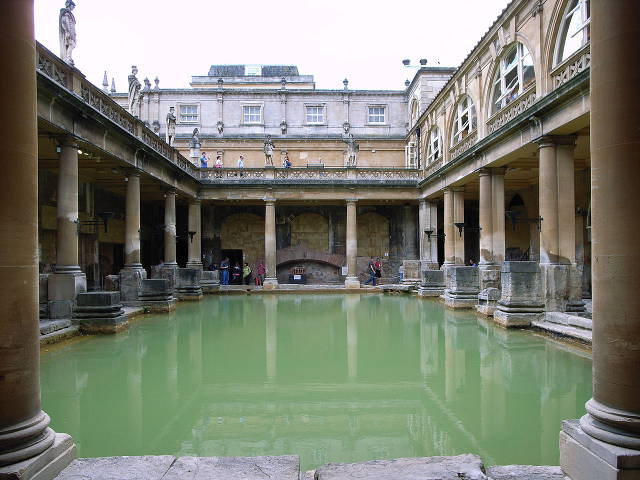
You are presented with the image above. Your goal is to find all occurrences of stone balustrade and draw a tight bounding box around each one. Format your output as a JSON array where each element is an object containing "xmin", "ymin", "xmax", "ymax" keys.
[
  {"xmin": 552, "ymin": 45, "xmax": 591, "ymax": 90},
  {"xmin": 450, "ymin": 130, "xmax": 478, "ymax": 160},
  {"xmin": 486, "ymin": 87, "xmax": 537, "ymax": 135}
]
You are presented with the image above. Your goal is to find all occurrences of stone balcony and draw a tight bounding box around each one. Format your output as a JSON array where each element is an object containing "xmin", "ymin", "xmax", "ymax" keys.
[{"xmin": 200, "ymin": 166, "xmax": 421, "ymax": 186}]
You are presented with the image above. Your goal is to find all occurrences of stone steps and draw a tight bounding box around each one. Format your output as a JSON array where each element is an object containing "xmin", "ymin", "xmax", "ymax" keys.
[
  {"xmin": 40, "ymin": 319, "xmax": 72, "ymax": 335},
  {"xmin": 532, "ymin": 320, "xmax": 592, "ymax": 343},
  {"xmin": 40, "ymin": 325, "xmax": 80, "ymax": 345},
  {"xmin": 486, "ymin": 465, "xmax": 567, "ymax": 479},
  {"xmin": 545, "ymin": 311, "xmax": 592, "ymax": 330}
]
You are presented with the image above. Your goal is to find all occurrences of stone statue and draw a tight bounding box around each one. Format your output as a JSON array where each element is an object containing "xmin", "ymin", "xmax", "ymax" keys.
[
  {"xmin": 128, "ymin": 66, "xmax": 142, "ymax": 117},
  {"xmin": 143, "ymin": 77, "xmax": 151, "ymax": 92},
  {"xmin": 190, "ymin": 128, "xmax": 200, "ymax": 148},
  {"xmin": 59, "ymin": 0, "xmax": 76, "ymax": 66},
  {"xmin": 280, "ymin": 121, "xmax": 288, "ymax": 135},
  {"xmin": 165, "ymin": 106, "xmax": 176, "ymax": 145},
  {"xmin": 263, "ymin": 135, "xmax": 275, "ymax": 167},
  {"xmin": 216, "ymin": 120, "xmax": 224, "ymax": 135},
  {"xmin": 343, "ymin": 132, "xmax": 359, "ymax": 167},
  {"xmin": 343, "ymin": 121, "xmax": 351, "ymax": 134},
  {"xmin": 152, "ymin": 120, "xmax": 160, "ymax": 136}
]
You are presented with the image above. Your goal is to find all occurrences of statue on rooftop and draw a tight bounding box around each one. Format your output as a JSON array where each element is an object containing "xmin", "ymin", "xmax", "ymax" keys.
[
  {"xmin": 143, "ymin": 77, "xmax": 151, "ymax": 92},
  {"xmin": 190, "ymin": 128, "xmax": 200, "ymax": 148},
  {"xmin": 343, "ymin": 132, "xmax": 359, "ymax": 167},
  {"xmin": 128, "ymin": 66, "xmax": 141, "ymax": 117},
  {"xmin": 165, "ymin": 106, "xmax": 176, "ymax": 145},
  {"xmin": 263, "ymin": 135, "xmax": 275, "ymax": 167},
  {"xmin": 59, "ymin": 0, "xmax": 76, "ymax": 66}
]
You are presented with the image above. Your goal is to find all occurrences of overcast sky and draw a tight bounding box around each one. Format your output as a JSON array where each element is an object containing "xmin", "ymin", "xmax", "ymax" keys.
[{"xmin": 35, "ymin": 0, "xmax": 509, "ymax": 92}]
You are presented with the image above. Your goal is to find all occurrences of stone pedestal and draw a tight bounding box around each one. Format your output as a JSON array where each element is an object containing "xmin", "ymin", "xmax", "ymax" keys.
[
  {"xmin": 476, "ymin": 287, "xmax": 500, "ymax": 316},
  {"xmin": 0, "ymin": 433, "xmax": 75, "ymax": 480},
  {"xmin": 443, "ymin": 266, "xmax": 479, "ymax": 309},
  {"xmin": 159, "ymin": 264, "xmax": 178, "ymax": 293},
  {"xmin": 418, "ymin": 269, "xmax": 445, "ymax": 297},
  {"xmin": 263, "ymin": 277, "xmax": 279, "ymax": 290},
  {"xmin": 540, "ymin": 263, "xmax": 569, "ymax": 312},
  {"xmin": 402, "ymin": 260, "xmax": 437, "ymax": 285},
  {"xmin": 47, "ymin": 272, "xmax": 87, "ymax": 319},
  {"xmin": 39, "ymin": 274, "xmax": 50, "ymax": 319},
  {"xmin": 119, "ymin": 267, "xmax": 147, "ymax": 305},
  {"xmin": 560, "ymin": 420, "xmax": 640, "ymax": 480},
  {"xmin": 566, "ymin": 263, "xmax": 586, "ymax": 313},
  {"xmin": 200, "ymin": 271, "xmax": 220, "ymax": 293},
  {"xmin": 176, "ymin": 268, "xmax": 202, "ymax": 300},
  {"xmin": 479, "ymin": 264, "xmax": 501, "ymax": 291},
  {"xmin": 75, "ymin": 291, "xmax": 128, "ymax": 334},
  {"xmin": 139, "ymin": 279, "xmax": 176, "ymax": 312},
  {"xmin": 344, "ymin": 276, "xmax": 361, "ymax": 289},
  {"xmin": 493, "ymin": 261, "xmax": 544, "ymax": 327}
]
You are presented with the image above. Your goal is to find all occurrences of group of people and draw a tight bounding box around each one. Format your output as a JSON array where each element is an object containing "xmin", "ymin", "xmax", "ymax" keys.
[
  {"xmin": 217, "ymin": 258, "xmax": 266, "ymax": 286},
  {"xmin": 364, "ymin": 257, "xmax": 383, "ymax": 286}
]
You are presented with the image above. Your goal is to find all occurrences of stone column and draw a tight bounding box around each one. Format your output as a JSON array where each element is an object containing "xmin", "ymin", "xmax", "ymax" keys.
[
  {"xmin": 419, "ymin": 199, "xmax": 438, "ymax": 269},
  {"xmin": 429, "ymin": 202, "xmax": 439, "ymax": 264},
  {"xmin": 263, "ymin": 200, "xmax": 278, "ymax": 289},
  {"xmin": 186, "ymin": 199, "xmax": 202, "ymax": 269},
  {"xmin": 402, "ymin": 203, "xmax": 418, "ymax": 260},
  {"xmin": 120, "ymin": 172, "xmax": 147, "ymax": 304},
  {"xmin": 345, "ymin": 199, "xmax": 360, "ymax": 288},
  {"xmin": 478, "ymin": 169, "xmax": 493, "ymax": 266},
  {"xmin": 538, "ymin": 138, "xmax": 559, "ymax": 265},
  {"xmin": 164, "ymin": 190, "xmax": 177, "ymax": 265},
  {"xmin": 478, "ymin": 170, "xmax": 500, "ymax": 291},
  {"xmin": 0, "ymin": 0, "xmax": 74, "ymax": 475},
  {"xmin": 419, "ymin": 199, "xmax": 429, "ymax": 261},
  {"xmin": 453, "ymin": 187, "xmax": 465, "ymax": 265},
  {"xmin": 443, "ymin": 189, "xmax": 455, "ymax": 265},
  {"xmin": 124, "ymin": 173, "xmax": 142, "ymax": 268},
  {"xmin": 491, "ymin": 168, "xmax": 506, "ymax": 264},
  {"xmin": 47, "ymin": 139, "xmax": 87, "ymax": 318},
  {"xmin": 561, "ymin": 1, "xmax": 640, "ymax": 477}
]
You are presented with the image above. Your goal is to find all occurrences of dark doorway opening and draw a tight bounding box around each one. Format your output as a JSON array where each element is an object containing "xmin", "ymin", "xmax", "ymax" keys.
[{"xmin": 222, "ymin": 249, "xmax": 243, "ymax": 284}]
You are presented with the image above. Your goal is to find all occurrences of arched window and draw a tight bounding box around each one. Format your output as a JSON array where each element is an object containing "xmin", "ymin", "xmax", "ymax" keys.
[
  {"xmin": 556, "ymin": 0, "xmax": 590, "ymax": 65},
  {"xmin": 451, "ymin": 96, "xmax": 476, "ymax": 145},
  {"xmin": 491, "ymin": 43, "xmax": 535, "ymax": 114},
  {"xmin": 426, "ymin": 127, "xmax": 442, "ymax": 164},
  {"xmin": 410, "ymin": 99, "xmax": 419, "ymax": 125}
]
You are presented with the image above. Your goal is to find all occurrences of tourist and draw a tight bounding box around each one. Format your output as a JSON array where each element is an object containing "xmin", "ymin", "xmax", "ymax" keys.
[
  {"xmin": 215, "ymin": 155, "xmax": 223, "ymax": 168},
  {"xmin": 220, "ymin": 257, "xmax": 230, "ymax": 285},
  {"xmin": 283, "ymin": 153, "xmax": 292, "ymax": 168},
  {"xmin": 256, "ymin": 261, "xmax": 266, "ymax": 286},
  {"xmin": 364, "ymin": 257, "xmax": 377, "ymax": 286},
  {"xmin": 374, "ymin": 257, "xmax": 382, "ymax": 280},
  {"xmin": 200, "ymin": 151, "xmax": 208, "ymax": 168},
  {"xmin": 242, "ymin": 262, "xmax": 252, "ymax": 285},
  {"xmin": 237, "ymin": 155, "xmax": 244, "ymax": 168},
  {"xmin": 469, "ymin": 259, "xmax": 478, "ymax": 267},
  {"xmin": 209, "ymin": 262, "xmax": 218, "ymax": 271},
  {"xmin": 232, "ymin": 262, "xmax": 242, "ymax": 284}
]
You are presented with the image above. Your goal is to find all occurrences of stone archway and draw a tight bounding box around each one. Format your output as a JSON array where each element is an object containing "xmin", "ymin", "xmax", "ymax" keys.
[
  {"xmin": 220, "ymin": 213, "xmax": 265, "ymax": 265},
  {"xmin": 290, "ymin": 212, "xmax": 329, "ymax": 252}
]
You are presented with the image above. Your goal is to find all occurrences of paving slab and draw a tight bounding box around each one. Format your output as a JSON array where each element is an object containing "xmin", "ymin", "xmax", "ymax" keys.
[
  {"xmin": 54, "ymin": 455, "xmax": 176, "ymax": 480},
  {"xmin": 40, "ymin": 319, "xmax": 72, "ymax": 335},
  {"xmin": 40, "ymin": 325, "xmax": 80, "ymax": 345},
  {"xmin": 315, "ymin": 454, "xmax": 487, "ymax": 480},
  {"xmin": 486, "ymin": 465, "xmax": 567, "ymax": 479},
  {"xmin": 532, "ymin": 320, "xmax": 592, "ymax": 343},
  {"xmin": 161, "ymin": 455, "xmax": 300, "ymax": 480}
]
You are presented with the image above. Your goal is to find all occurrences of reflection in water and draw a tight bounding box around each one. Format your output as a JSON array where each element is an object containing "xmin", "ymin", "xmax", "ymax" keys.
[{"xmin": 41, "ymin": 294, "xmax": 592, "ymax": 470}]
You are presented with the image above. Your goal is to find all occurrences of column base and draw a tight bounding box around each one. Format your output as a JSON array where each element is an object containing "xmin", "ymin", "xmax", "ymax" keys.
[
  {"xmin": 0, "ymin": 432, "xmax": 75, "ymax": 480},
  {"xmin": 47, "ymin": 272, "xmax": 87, "ymax": 319},
  {"xmin": 560, "ymin": 419, "xmax": 640, "ymax": 480},
  {"xmin": 540, "ymin": 263, "xmax": 570, "ymax": 312},
  {"xmin": 417, "ymin": 286, "xmax": 445, "ymax": 297},
  {"xmin": 478, "ymin": 264, "xmax": 501, "ymax": 290},
  {"xmin": 185, "ymin": 261, "xmax": 203, "ymax": 270},
  {"xmin": 344, "ymin": 276, "xmax": 360, "ymax": 289},
  {"xmin": 119, "ymin": 266, "xmax": 147, "ymax": 304},
  {"xmin": 159, "ymin": 264, "xmax": 178, "ymax": 293},
  {"xmin": 263, "ymin": 277, "xmax": 279, "ymax": 290},
  {"xmin": 493, "ymin": 309, "xmax": 543, "ymax": 328}
]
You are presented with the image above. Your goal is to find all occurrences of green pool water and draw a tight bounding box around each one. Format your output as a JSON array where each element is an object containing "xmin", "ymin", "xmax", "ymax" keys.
[{"xmin": 41, "ymin": 294, "xmax": 592, "ymax": 470}]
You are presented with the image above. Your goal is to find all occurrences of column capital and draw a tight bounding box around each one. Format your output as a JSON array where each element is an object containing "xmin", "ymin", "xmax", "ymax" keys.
[
  {"xmin": 189, "ymin": 198, "xmax": 201, "ymax": 205},
  {"xmin": 264, "ymin": 198, "xmax": 276, "ymax": 207},
  {"xmin": 59, "ymin": 137, "xmax": 78, "ymax": 149},
  {"xmin": 536, "ymin": 135, "xmax": 577, "ymax": 149},
  {"xmin": 125, "ymin": 169, "xmax": 141, "ymax": 178},
  {"xmin": 444, "ymin": 186, "xmax": 464, "ymax": 193},
  {"xmin": 478, "ymin": 168, "xmax": 492, "ymax": 177},
  {"xmin": 345, "ymin": 198, "xmax": 358, "ymax": 204},
  {"xmin": 164, "ymin": 188, "xmax": 177, "ymax": 196},
  {"xmin": 491, "ymin": 167, "xmax": 507, "ymax": 176}
]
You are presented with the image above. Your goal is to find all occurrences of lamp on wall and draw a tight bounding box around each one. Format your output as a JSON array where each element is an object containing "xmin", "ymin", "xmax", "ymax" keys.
[
  {"xmin": 424, "ymin": 229, "xmax": 445, "ymax": 240},
  {"xmin": 453, "ymin": 222, "xmax": 482, "ymax": 237},
  {"xmin": 505, "ymin": 210, "xmax": 543, "ymax": 231},
  {"xmin": 188, "ymin": 230, "xmax": 197, "ymax": 242},
  {"xmin": 75, "ymin": 211, "xmax": 114, "ymax": 234}
]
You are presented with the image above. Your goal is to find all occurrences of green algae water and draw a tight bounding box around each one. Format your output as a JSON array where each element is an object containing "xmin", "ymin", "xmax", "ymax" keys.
[{"xmin": 41, "ymin": 294, "xmax": 592, "ymax": 470}]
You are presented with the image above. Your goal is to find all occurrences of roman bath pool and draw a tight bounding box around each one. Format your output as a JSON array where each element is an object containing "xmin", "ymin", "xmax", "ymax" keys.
[{"xmin": 40, "ymin": 294, "xmax": 592, "ymax": 471}]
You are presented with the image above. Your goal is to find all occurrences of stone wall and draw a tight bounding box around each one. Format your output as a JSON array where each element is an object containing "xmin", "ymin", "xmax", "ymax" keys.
[{"xmin": 290, "ymin": 213, "xmax": 329, "ymax": 251}]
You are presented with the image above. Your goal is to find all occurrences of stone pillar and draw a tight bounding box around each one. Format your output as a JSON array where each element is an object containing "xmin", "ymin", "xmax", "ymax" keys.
[
  {"xmin": 0, "ymin": 0, "xmax": 75, "ymax": 475},
  {"xmin": 164, "ymin": 190, "xmax": 177, "ymax": 265},
  {"xmin": 561, "ymin": 2, "xmax": 640, "ymax": 477},
  {"xmin": 429, "ymin": 202, "xmax": 439, "ymax": 264},
  {"xmin": 186, "ymin": 199, "xmax": 202, "ymax": 269},
  {"xmin": 538, "ymin": 138, "xmax": 559, "ymax": 265},
  {"xmin": 47, "ymin": 139, "xmax": 87, "ymax": 318},
  {"xmin": 124, "ymin": 173, "xmax": 142, "ymax": 268},
  {"xmin": 478, "ymin": 169, "xmax": 493, "ymax": 266},
  {"xmin": 453, "ymin": 187, "xmax": 465, "ymax": 265},
  {"xmin": 344, "ymin": 199, "xmax": 360, "ymax": 288},
  {"xmin": 491, "ymin": 168, "xmax": 506, "ymax": 264},
  {"xmin": 120, "ymin": 172, "xmax": 147, "ymax": 304},
  {"xmin": 419, "ymin": 199, "xmax": 429, "ymax": 261},
  {"xmin": 443, "ymin": 189, "xmax": 455, "ymax": 265},
  {"xmin": 402, "ymin": 203, "xmax": 418, "ymax": 260},
  {"xmin": 263, "ymin": 200, "xmax": 278, "ymax": 289},
  {"xmin": 345, "ymin": 295, "xmax": 359, "ymax": 379}
]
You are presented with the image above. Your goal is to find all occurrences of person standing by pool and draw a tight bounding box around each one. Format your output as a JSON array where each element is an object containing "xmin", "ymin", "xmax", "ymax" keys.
[
  {"xmin": 220, "ymin": 257, "xmax": 230, "ymax": 285},
  {"xmin": 374, "ymin": 257, "xmax": 382, "ymax": 281},
  {"xmin": 256, "ymin": 261, "xmax": 266, "ymax": 286},
  {"xmin": 242, "ymin": 263, "xmax": 252, "ymax": 285},
  {"xmin": 215, "ymin": 155, "xmax": 223, "ymax": 168},
  {"xmin": 364, "ymin": 257, "xmax": 377, "ymax": 286},
  {"xmin": 232, "ymin": 262, "xmax": 242, "ymax": 284}
]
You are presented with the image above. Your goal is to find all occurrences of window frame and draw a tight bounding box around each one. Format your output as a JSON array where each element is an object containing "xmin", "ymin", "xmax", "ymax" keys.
[
  {"xmin": 451, "ymin": 96, "xmax": 477, "ymax": 146},
  {"xmin": 426, "ymin": 127, "xmax": 442, "ymax": 164},
  {"xmin": 367, "ymin": 105, "xmax": 387, "ymax": 125},
  {"xmin": 241, "ymin": 103, "xmax": 263, "ymax": 125},
  {"xmin": 555, "ymin": 0, "xmax": 590, "ymax": 66},
  {"xmin": 491, "ymin": 42, "xmax": 535, "ymax": 115},
  {"xmin": 177, "ymin": 103, "xmax": 200, "ymax": 124},
  {"xmin": 304, "ymin": 104, "xmax": 326, "ymax": 125}
]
